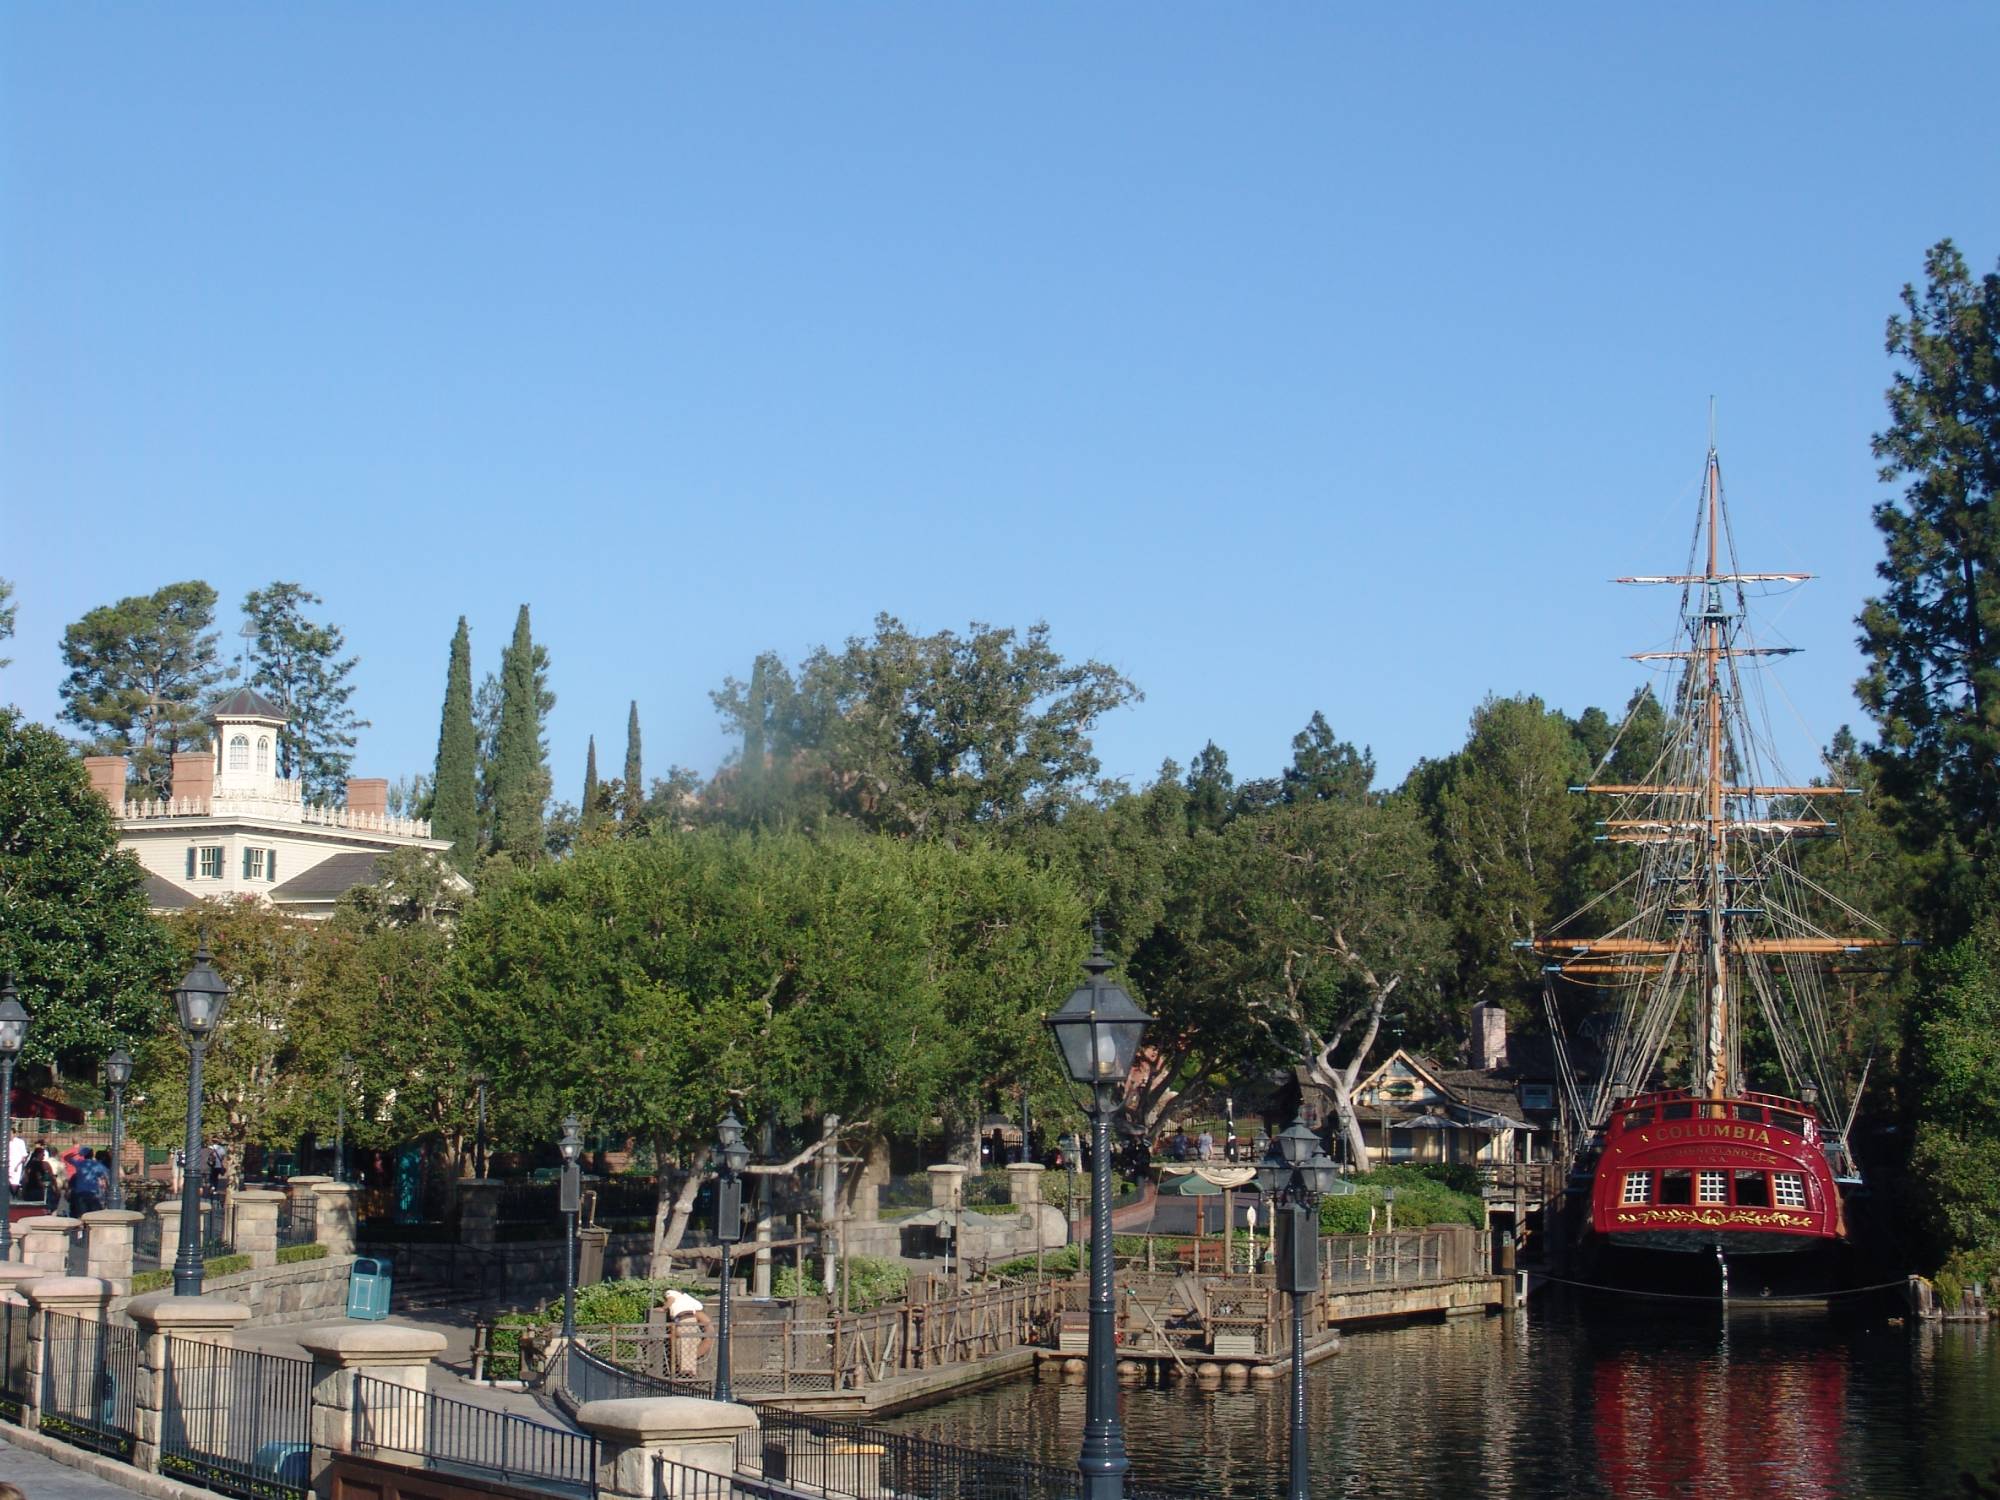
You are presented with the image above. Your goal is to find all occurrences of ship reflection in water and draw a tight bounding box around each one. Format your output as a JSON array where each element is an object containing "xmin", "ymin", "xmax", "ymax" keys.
[
  {"xmin": 881, "ymin": 1292, "xmax": 1998, "ymax": 1498},
  {"xmin": 1592, "ymin": 1316, "xmax": 1845, "ymax": 1498}
]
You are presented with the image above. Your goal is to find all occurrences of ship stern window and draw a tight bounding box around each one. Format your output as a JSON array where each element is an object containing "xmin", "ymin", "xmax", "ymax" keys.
[
  {"xmin": 1621, "ymin": 1108, "xmax": 1654, "ymax": 1129},
  {"xmin": 1697, "ymin": 1171, "xmax": 1729, "ymax": 1203},
  {"xmin": 1734, "ymin": 1104, "xmax": 1767, "ymax": 1123},
  {"xmin": 1621, "ymin": 1171, "xmax": 1653, "ymax": 1205},
  {"xmin": 1735, "ymin": 1171, "xmax": 1771, "ymax": 1207},
  {"xmin": 1663, "ymin": 1102, "xmax": 1695, "ymax": 1121},
  {"xmin": 1770, "ymin": 1111, "xmax": 1806, "ymax": 1135},
  {"xmin": 1659, "ymin": 1170, "xmax": 1694, "ymax": 1205},
  {"xmin": 1773, "ymin": 1173, "xmax": 1808, "ymax": 1208}
]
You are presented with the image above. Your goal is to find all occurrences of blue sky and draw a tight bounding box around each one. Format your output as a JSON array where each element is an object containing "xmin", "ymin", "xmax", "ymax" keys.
[{"xmin": 5, "ymin": 5, "xmax": 1997, "ymax": 801}]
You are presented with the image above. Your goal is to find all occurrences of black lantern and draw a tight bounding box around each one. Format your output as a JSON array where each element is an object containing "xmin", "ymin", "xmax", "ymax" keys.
[
  {"xmin": 173, "ymin": 942, "xmax": 229, "ymax": 1296},
  {"xmin": 1045, "ymin": 931, "xmax": 1150, "ymax": 1500},
  {"xmin": 105, "ymin": 1048, "xmax": 134, "ymax": 1212},
  {"xmin": 1257, "ymin": 1118, "xmax": 1340, "ymax": 1500},
  {"xmin": 0, "ymin": 980, "xmax": 27, "ymax": 1264}
]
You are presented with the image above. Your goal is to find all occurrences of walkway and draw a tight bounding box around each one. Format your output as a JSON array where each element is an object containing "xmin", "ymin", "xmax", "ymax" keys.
[{"xmin": 0, "ymin": 1434, "xmax": 154, "ymax": 1498}]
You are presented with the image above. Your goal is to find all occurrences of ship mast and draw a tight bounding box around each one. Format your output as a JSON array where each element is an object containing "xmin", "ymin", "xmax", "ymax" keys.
[{"xmin": 1702, "ymin": 448, "xmax": 1729, "ymax": 1097}]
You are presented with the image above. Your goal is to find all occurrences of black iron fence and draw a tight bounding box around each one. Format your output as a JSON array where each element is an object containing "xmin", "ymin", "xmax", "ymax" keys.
[
  {"xmin": 276, "ymin": 1196, "xmax": 318, "ymax": 1249},
  {"xmin": 161, "ymin": 1336, "xmax": 313, "ymax": 1499},
  {"xmin": 39, "ymin": 1312, "xmax": 138, "ymax": 1460},
  {"xmin": 353, "ymin": 1373, "xmax": 596, "ymax": 1496},
  {"xmin": 0, "ymin": 1297, "xmax": 28, "ymax": 1424},
  {"xmin": 568, "ymin": 1345, "xmax": 707, "ymax": 1404},
  {"xmin": 654, "ymin": 1456, "xmax": 793, "ymax": 1498},
  {"xmin": 133, "ymin": 1209, "xmax": 164, "ymax": 1270},
  {"xmin": 202, "ymin": 1195, "xmax": 236, "ymax": 1258}
]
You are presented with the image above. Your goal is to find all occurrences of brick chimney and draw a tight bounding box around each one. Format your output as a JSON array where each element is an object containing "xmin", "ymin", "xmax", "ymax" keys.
[
  {"xmin": 170, "ymin": 750, "xmax": 214, "ymax": 806},
  {"xmin": 1471, "ymin": 1002, "xmax": 1509, "ymax": 1071},
  {"xmin": 346, "ymin": 778, "xmax": 389, "ymax": 818},
  {"xmin": 83, "ymin": 756, "xmax": 129, "ymax": 806}
]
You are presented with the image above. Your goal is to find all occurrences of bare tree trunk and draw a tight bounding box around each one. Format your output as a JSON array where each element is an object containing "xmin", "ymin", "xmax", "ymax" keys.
[{"xmin": 650, "ymin": 1141, "xmax": 705, "ymax": 1278}]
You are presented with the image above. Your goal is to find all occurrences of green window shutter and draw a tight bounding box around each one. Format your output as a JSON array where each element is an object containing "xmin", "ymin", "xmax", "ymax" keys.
[
  {"xmin": 267, "ymin": 849, "xmax": 277, "ymax": 883},
  {"xmin": 243, "ymin": 847, "xmax": 253, "ymax": 879},
  {"xmin": 187, "ymin": 848, "xmax": 196, "ymax": 878}
]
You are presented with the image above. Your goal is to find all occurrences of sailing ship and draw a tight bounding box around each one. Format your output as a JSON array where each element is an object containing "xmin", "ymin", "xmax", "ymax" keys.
[{"xmin": 1529, "ymin": 443, "xmax": 1906, "ymax": 1281}]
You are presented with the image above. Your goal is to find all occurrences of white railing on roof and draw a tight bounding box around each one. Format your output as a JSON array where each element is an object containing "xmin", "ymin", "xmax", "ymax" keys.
[{"xmin": 117, "ymin": 791, "xmax": 431, "ymax": 839}]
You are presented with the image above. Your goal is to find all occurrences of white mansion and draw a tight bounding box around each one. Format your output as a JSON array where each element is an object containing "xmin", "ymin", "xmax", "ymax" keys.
[{"xmin": 87, "ymin": 687, "xmax": 462, "ymax": 918}]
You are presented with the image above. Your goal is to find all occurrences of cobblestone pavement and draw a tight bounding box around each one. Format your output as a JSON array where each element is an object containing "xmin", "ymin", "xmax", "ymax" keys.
[{"xmin": 0, "ymin": 1435, "xmax": 151, "ymax": 1498}]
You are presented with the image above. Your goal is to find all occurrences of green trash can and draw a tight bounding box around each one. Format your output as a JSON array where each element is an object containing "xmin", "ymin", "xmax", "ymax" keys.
[{"xmin": 347, "ymin": 1257, "xmax": 393, "ymax": 1320}]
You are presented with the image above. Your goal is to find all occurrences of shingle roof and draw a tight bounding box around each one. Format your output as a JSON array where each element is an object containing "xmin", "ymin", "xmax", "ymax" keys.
[
  {"xmin": 144, "ymin": 872, "xmax": 199, "ymax": 910},
  {"xmin": 269, "ymin": 851, "xmax": 381, "ymax": 902},
  {"xmin": 209, "ymin": 686, "xmax": 287, "ymax": 722}
]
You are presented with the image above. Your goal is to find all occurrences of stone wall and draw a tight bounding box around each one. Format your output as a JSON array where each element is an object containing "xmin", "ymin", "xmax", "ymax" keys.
[{"xmin": 112, "ymin": 1254, "xmax": 358, "ymax": 1326}]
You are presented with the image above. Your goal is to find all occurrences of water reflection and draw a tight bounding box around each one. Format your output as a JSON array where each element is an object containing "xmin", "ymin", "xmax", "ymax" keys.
[{"xmin": 880, "ymin": 1294, "xmax": 1998, "ymax": 1498}]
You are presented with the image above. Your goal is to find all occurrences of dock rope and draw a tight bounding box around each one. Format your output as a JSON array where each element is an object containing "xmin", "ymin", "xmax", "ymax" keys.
[{"xmin": 1530, "ymin": 1273, "xmax": 1912, "ymax": 1304}]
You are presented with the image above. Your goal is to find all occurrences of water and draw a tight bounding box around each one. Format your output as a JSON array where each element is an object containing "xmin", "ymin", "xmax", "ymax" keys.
[{"xmin": 881, "ymin": 1293, "xmax": 2000, "ymax": 1497}]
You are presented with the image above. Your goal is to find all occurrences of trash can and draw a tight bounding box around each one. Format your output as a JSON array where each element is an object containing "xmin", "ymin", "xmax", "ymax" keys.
[{"xmin": 347, "ymin": 1256, "xmax": 393, "ymax": 1320}]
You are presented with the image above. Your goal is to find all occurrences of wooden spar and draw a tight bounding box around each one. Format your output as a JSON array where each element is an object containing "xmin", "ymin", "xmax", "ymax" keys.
[
  {"xmin": 1614, "ymin": 572, "xmax": 1811, "ymax": 584},
  {"xmin": 1549, "ymin": 963, "xmax": 1666, "ymax": 975},
  {"xmin": 1529, "ymin": 936, "xmax": 1899, "ymax": 956},
  {"xmin": 1596, "ymin": 818, "xmax": 1835, "ymax": 831},
  {"xmin": 1573, "ymin": 785, "xmax": 1858, "ymax": 796},
  {"xmin": 1629, "ymin": 647, "xmax": 1798, "ymax": 660}
]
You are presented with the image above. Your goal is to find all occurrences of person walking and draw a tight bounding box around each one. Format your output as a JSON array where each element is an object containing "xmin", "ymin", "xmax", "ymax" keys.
[
  {"xmin": 5, "ymin": 1128, "xmax": 24, "ymax": 1203},
  {"xmin": 20, "ymin": 1145, "xmax": 52, "ymax": 1213},
  {"xmin": 70, "ymin": 1148, "xmax": 107, "ymax": 1217}
]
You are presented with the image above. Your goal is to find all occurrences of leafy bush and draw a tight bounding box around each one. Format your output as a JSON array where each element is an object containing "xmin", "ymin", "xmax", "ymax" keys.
[
  {"xmin": 1315, "ymin": 1170, "xmax": 1484, "ymax": 1234},
  {"xmin": 773, "ymin": 1264, "xmax": 824, "ymax": 1299},
  {"xmin": 276, "ymin": 1242, "xmax": 328, "ymax": 1265},
  {"xmin": 203, "ymin": 1253, "xmax": 253, "ymax": 1279},
  {"xmin": 1411, "ymin": 1162, "xmax": 1484, "ymax": 1197},
  {"xmin": 131, "ymin": 1268, "xmax": 171, "ymax": 1295},
  {"xmin": 843, "ymin": 1255, "xmax": 908, "ymax": 1310},
  {"xmin": 1934, "ymin": 1246, "xmax": 2000, "ymax": 1310},
  {"xmin": 485, "ymin": 1311, "xmax": 537, "ymax": 1380}
]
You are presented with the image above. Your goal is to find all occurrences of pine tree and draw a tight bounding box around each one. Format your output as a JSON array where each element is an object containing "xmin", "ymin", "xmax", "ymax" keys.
[
  {"xmin": 430, "ymin": 617, "xmax": 478, "ymax": 870},
  {"xmin": 581, "ymin": 736, "xmax": 604, "ymax": 837},
  {"xmin": 622, "ymin": 701, "xmax": 643, "ymax": 823},
  {"xmin": 242, "ymin": 582, "xmax": 369, "ymax": 802},
  {"xmin": 59, "ymin": 580, "xmax": 224, "ymax": 796},
  {"xmin": 1858, "ymin": 239, "xmax": 2000, "ymax": 917},
  {"xmin": 0, "ymin": 577, "xmax": 15, "ymax": 669},
  {"xmin": 490, "ymin": 606, "xmax": 549, "ymax": 861}
]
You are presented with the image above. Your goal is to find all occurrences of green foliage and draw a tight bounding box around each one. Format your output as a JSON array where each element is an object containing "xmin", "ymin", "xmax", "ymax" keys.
[
  {"xmin": 0, "ymin": 576, "xmax": 14, "ymax": 668},
  {"xmin": 58, "ymin": 580, "xmax": 224, "ymax": 796},
  {"xmin": 203, "ymin": 1253, "xmax": 253, "ymax": 1279},
  {"xmin": 490, "ymin": 605, "xmax": 550, "ymax": 862},
  {"xmin": 430, "ymin": 617, "xmax": 479, "ymax": 871},
  {"xmin": 276, "ymin": 1242, "xmax": 328, "ymax": 1265},
  {"xmin": 131, "ymin": 1268, "xmax": 172, "ymax": 1294},
  {"xmin": 623, "ymin": 701, "xmax": 643, "ymax": 824},
  {"xmin": 580, "ymin": 737, "xmax": 606, "ymax": 838},
  {"xmin": 1859, "ymin": 239, "xmax": 2000, "ymax": 917},
  {"xmin": 839, "ymin": 1255, "xmax": 909, "ymax": 1309},
  {"xmin": 1316, "ymin": 1168, "xmax": 1485, "ymax": 1233},
  {"xmin": 772, "ymin": 1264, "xmax": 823, "ymax": 1299},
  {"xmin": 0, "ymin": 709, "xmax": 176, "ymax": 1069},
  {"xmin": 1907, "ymin": 924, "xmax": 2000, "ymax": 1267},
  {"xmin": 709, "ymin": 616, "xmax": 1139, "ymax": 838},
  {"xmin": 241, "ymin": 582, "xmax": 366, "ymax": 802}
]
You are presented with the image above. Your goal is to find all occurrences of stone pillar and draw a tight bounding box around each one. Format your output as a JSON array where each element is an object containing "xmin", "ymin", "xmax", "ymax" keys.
[
  {"xmin": 309, "ymin": 1182, "xmax": 359, "ymax": 1257},
  {"xmin": 1005, "ymin": 1162, "xmax": 1046, "ymax": 1207},
  {"xmin": 232, "ymin": 1189, "xmax": 285, "ymax": 1269},
  {"xmin": 125, "ymin": 1292, "xmax": 250, "ymax": 1476},
  {"xmin": 298, "ymin": 1325, "xmax": 447, "ymax": 1500},
  {"xmin": 850, "ymin": 1139, "xmax": 888, "ymax": 1224},
  {"xmin": 24, "ymin": 1276, "xmax": 113, "ymax": 1433},
  {"xmin": 926, "ymin": 1165, "xmax": 966, "ymax": 1211},
  {"xmin": 457, "ymin": 1179, "xmax": 501, "ymax": 1247},
  {"xmin": 574, "ymin": 1397, "xmax": 761, "ymax": 1499},
  {"xmin": 578, "ymin": 1225, "xmax": 610, "ymax": 1287},
  {"xmin": 156, "ymin": 1200, "xmax": 184, "ymax": 1267},
  {"xmin": 18, "ymin": 1216, "xmax": 76, "ymax": 1274},
  {"xmin": 82, "ymin": 1209, "xmax": 144, "ymax": 1292}
]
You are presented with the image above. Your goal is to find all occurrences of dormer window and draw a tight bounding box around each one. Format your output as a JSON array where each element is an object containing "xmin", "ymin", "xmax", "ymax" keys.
[
  {"xmin": 228, "ymin": 734, "xmax": 250, "ymax": 772},
  {"xmin": 257, "ymin": 736, "xmax": 271, "ymax": 773}
]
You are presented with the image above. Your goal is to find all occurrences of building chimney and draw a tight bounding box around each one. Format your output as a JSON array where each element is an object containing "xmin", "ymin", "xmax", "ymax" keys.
[
  {"xmin": 83, "ymin": 756, "xmax": 129, "ymax": 806},
  {"xmin": 346, "ymin": 778, "xmax": 389, "ymax": 818},
  {"xmin": 170, "ymin": 751, "xmax": 214, "ymax": 807},
  {"xmin": 1471, "ymin": 1002, "xmax": 1509, "ymax": 1071}
]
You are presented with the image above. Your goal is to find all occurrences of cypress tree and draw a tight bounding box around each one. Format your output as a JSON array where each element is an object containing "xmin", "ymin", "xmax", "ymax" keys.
[
  {"xmin": 431, "ymin": 617, "xmax": 478, "ymax": 870},
  {"xmin": 491, "ymin": 605, "xmax": 547, "ymax": 861},
  {"xmin": 742, "ymin": 656, "xmax": 768, "ymax": 814},
  {"xmin": 622, "ymin": 701, "xmax": 643, "ymax": 822},
  {"xmin": 581, "ymin": 736, "xmax": 604, "ymax": 837}
]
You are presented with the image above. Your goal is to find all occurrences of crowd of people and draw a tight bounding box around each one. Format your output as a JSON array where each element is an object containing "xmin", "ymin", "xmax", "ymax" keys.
[{"xmin": 5, "ymin": 1129, "xmax": 118, "ymax": 1216}]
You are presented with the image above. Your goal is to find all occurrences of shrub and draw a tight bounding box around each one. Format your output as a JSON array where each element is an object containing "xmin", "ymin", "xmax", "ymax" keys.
[
  {"xmin": 203, "ymin": 1253, "xmax": 253, "ymax": 1279},
  {"xmin": 276, "ymin": 1242, "xmax": 328, "ymax": 1265},
  {"xmin": 131, "ymin": 1268, "xmax": 171, "ymax": 1295},
  {"xmin": 843, "ymin": 1255, "xmax": 908, "ymax": 1310},
  {"xmin": 1315, "ymin": 1171, "xmax": 1485, "ymax": 1234},
  {"xmin": 773, "ymin": 1264, "xmax": 825, "ymax": 1300}
]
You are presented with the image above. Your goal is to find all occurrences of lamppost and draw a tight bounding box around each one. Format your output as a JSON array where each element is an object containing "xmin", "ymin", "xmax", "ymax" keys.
[
  {"xmin": 558, "ymin": 1114, "xmax": 582, "ymax": 1342},
  {"xmin": 334, "ymin": 1052, "xmax": 353, "ymax": 1184},
  {"xmin": 1255, "ymin": 1119, "xmax": 1339, "ymax": 1500},
  {"xmin": 172, "ymin": 944, "xmax": 229, "ymax": 1297},
  {"xmin": 0, "ymin": 980, "xmax": 28, "ymax": 1263},
  {"xmin": 105, "ymin": 1049, "xmax": 133, "ymax": 1211},
  {"xmin": 471, "ymin": 1070, "xmax": 490, "ymax": 1180},
  {"xmin": 1045, "ymin": 932, "xmax": 1151, "ymax": 1500},
  {"xmin": 1385, "ymin": 1186, "xmax": 1397, "ymax": 1235},
  {"xmin": 711, "ymin": 1107, "xmax": 750, "ymax": 1403}
]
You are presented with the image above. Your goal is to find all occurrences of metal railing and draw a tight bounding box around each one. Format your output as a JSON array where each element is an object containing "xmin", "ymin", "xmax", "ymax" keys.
[
  {"xmin": 655, "ymin": 1456, "xmax": 793, "ymax": 1498},
  {"xmin": 1320, "ymin": 1229, "xmax": 1449, "ymax": 1289},
  {"xmin": 133, "ymin": 1209, "xmax": 164, "ymax": 1270},
  {"xmin": 0, "ymin": 1297, "xmax": 28, "ymax": 1424},
  {"xmin": 161, "ymin": 1336, "xmax": 312, "ymax": 1499},
  {"xmin": 39, "ymin": 1312, "xmax": 138, "ymax": 1459},
  {"xmin": 353, "ymin": 1373, "xmax": 596, "ymax": 1496},
  {"xmin": 276, "ymin": 1196, "xmax": 318, "ymax": 1249}
]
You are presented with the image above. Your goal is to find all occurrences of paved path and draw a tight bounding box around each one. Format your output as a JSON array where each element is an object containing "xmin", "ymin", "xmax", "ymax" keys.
[{"xmin": 0, "ymin": 1434, "xmax": 149, "ymax": 1497}]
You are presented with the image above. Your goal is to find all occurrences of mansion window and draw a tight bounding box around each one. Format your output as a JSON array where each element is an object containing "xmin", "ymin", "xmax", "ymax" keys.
[
  {"xmin": 228, "ymin": 735, "xmax": 250, "ymax": 771},
  {"xmin": 244, "ymin": 847, "xmax": 267, "ymax": 881},
  {"xmin": 193, "ymin": 846, "xmax": 224, "ymax": 879},
  {"xmin": 257, "ymin": 736, "xmax": 271, "ymax": 773}
]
